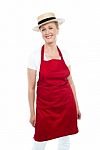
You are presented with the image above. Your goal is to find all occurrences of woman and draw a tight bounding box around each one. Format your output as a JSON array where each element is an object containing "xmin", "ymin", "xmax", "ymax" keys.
[{"xmin": 27, "ymin": 12, "xmax": 81, "ymax": 150}]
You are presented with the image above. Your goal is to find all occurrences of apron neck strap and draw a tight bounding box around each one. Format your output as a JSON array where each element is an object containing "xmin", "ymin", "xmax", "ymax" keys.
[
  {"xmin": 41, "ymin": 45, "xmax": 44, "ymax": 61},
  {"xmin": 57, "ymin": 46, "xmax": 64, "ymax": 60}
]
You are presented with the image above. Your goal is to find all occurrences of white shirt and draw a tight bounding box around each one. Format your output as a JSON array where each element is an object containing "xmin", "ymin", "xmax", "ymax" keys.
[{"xmin": 27, "ymin": 47, "xmax": 70, "ymax": 81}]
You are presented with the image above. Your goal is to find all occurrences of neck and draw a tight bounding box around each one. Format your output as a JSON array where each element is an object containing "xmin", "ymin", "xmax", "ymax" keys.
[{"xmin": 44, "ymin": 43, "xmax": 57, "ymax": 53}]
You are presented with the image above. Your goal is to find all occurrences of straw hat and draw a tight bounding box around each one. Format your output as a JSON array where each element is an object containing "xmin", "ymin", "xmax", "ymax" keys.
[{"xmin": 33, "ymin": 12, "xmax": 65, "ymax": 31}]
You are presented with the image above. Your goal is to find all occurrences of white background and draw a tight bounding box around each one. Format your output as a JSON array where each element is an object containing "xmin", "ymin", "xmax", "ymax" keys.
[{"xmin": 0, "ymin": 0, "xmax": 100, "ymax": 150}]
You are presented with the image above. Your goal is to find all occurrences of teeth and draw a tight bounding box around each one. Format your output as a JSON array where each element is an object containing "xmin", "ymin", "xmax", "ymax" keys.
[{"xmin": 46, "ymin": 35, "xmax": 52, "ymax": 39}]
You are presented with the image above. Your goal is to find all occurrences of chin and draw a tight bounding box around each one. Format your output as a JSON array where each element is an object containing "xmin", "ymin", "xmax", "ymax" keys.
[
  {"xmin": 45, "ymin": 39, "xmax": 55, "ymax": 44},
  {"xmin": 46, "ymin": 41, "xmax": 54, "ymax": 44}
]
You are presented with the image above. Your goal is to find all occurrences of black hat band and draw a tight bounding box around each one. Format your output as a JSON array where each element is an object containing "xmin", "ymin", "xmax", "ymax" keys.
[{"xmin": 38, "ymin": 17, "xmax": 56, "ymax": 25}]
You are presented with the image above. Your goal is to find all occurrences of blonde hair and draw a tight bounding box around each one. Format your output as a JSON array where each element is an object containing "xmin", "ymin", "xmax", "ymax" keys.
[{"xmin": 54, "ymin": 21, "xmax": 59, "ymax": 29}]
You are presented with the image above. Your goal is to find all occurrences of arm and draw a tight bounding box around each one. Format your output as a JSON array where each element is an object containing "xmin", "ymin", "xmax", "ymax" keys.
[
  {"xmin": 68, "ymin": 66, "xmax": 81, "ymax": 119},
  {"xmin": 27, "ymin": 68, "xmax": 37, "ymax": 126}
]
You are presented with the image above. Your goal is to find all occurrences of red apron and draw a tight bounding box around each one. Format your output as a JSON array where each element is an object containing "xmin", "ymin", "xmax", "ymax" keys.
[{"xmin": 34, "ymin": 45, "xmax": 78, "ymax": 141}]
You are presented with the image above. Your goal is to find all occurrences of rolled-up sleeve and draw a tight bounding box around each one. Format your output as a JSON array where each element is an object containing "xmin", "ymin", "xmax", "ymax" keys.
[{"xmin": 27, "ymin": 53, "xmax": 37, "ymax": 70}]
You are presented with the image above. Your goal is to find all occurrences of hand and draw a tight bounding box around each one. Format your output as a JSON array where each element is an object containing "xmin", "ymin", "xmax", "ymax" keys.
[{"xmin": 29, "ymin": 113, "xmax": 36, "ymax": 127}]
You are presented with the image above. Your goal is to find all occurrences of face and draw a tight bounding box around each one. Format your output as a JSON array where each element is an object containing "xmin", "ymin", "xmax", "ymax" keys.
[{"xmin": 39, "ymin": 22, "xmax": 59, "ymax": 44}]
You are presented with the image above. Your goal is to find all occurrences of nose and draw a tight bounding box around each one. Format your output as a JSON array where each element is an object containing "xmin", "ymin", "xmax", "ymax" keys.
[{"xmin": 45, "ymin": 29, "xmax": 50, "ymax": 34}]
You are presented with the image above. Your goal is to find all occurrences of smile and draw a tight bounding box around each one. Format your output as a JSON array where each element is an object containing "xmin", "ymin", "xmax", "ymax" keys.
[{"xmin": 45, "ymin": 34, "xmax": 53, "ymax": 39}]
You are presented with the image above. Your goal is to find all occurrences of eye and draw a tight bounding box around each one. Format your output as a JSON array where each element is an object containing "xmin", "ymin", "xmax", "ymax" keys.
[
  {"xmin": 41, "ymin": 28, "xmax": 46, "ymax": 32},
  {"xmin": 49, "ymin": 27, "xmax": 53, "ymax": 30}
]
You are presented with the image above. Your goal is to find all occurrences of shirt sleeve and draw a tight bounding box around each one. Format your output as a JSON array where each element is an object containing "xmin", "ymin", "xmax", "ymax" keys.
[{"xmin": 27, "ymin": 52, "xmax": 37, "ymax": 70}]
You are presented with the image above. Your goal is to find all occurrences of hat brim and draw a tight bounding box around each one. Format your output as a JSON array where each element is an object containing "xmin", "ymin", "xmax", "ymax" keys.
[{"xmin": 32, "ymin": 18, "xmax": 65, "ymax": 32}]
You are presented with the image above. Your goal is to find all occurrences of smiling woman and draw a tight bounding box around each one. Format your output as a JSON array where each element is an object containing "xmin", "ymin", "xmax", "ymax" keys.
[{"xmin": 27, "ymin": 12, "xmax": 81, "ymax": 150}]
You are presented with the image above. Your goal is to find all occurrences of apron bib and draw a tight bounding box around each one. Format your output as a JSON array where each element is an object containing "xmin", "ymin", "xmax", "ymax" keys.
[{"xmin": 34, "ymin": 45, "xmax": 78, "ymax": 141}]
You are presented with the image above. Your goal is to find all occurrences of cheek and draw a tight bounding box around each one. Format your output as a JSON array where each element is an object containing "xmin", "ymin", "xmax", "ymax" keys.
[
  {"xmin": 57, "ymin": 30, "xmax": 59, "ymax": 35},
  {"xmin": 54, "ymin": 31, "xmax": 58, "ymax": 37},
  {"xmin": 56, "ymin": 29, "xmax": 59, "ymax": 34},
  {"xmin": 54, "ymin": 28, "xmax": 59, "ymax": 35}
]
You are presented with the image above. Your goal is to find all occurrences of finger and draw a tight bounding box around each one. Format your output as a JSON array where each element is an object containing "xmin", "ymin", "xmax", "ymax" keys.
[
  {"xmin": 78, "ymin": 113, "xmax": 81, "ymax": 119},
  {"xmin": 33, "ymin": 120, "xmax": 36, "ymax": 127}
]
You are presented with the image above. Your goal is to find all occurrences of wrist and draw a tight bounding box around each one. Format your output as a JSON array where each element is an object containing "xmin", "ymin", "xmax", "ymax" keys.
[{"xmin": 30, "ymin": 110, "xmax": 35, "ymax": 115}]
